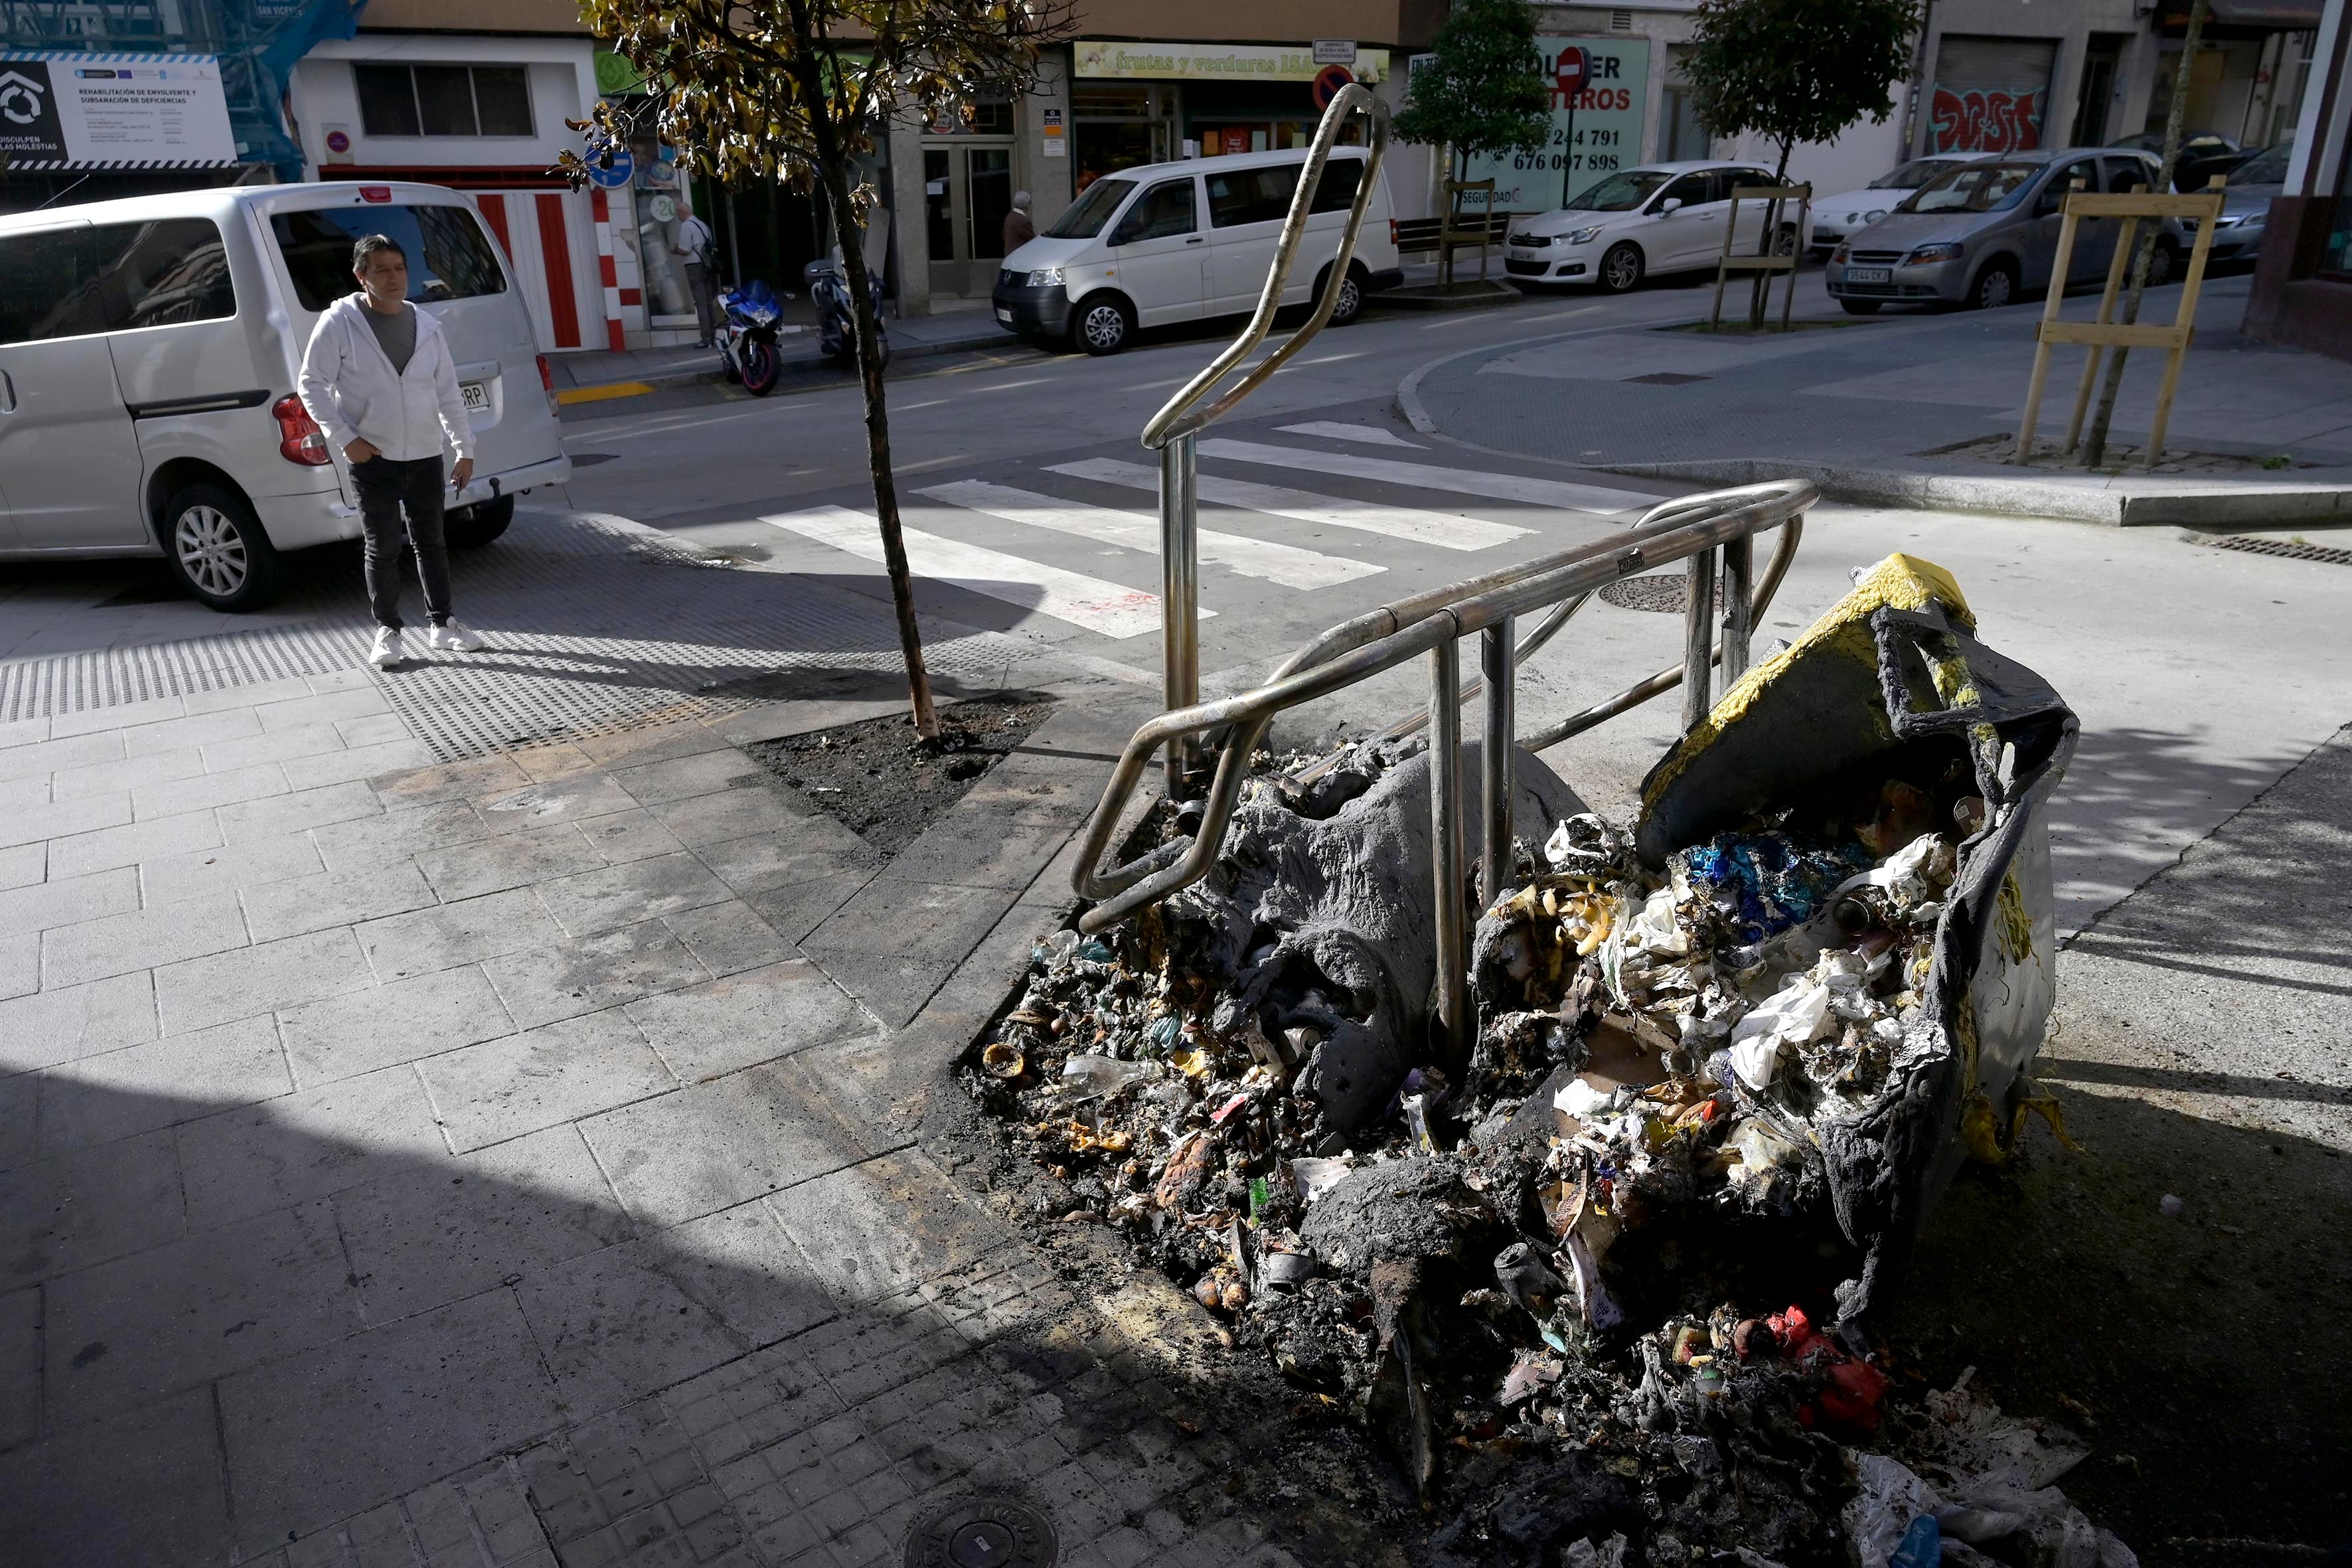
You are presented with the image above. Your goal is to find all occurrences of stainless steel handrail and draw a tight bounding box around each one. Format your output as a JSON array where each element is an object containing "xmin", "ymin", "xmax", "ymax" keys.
[
  {"xmin": 1069, "ymin": 480, "xmax": 1818, "ymax": 1052},
  {"xmin": 1142, "ymin": 82, "xmax": 1388, "ymax": 793}
]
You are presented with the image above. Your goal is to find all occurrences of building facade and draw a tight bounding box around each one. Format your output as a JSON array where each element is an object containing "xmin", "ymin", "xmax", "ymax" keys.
[
  {"xmin": 287, "ymin": 0, "xmax": 620, "ymax": 351},
  {"xmin": 2246, "ymin": 0, "xmax": 2351, "ymax": 356},
  {"xmin": 882, "ymin": 1, "xmax": 1447, "ymax": 317}
]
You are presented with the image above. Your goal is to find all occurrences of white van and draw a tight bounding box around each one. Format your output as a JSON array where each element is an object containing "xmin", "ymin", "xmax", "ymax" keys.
[
  {"xmin": 0, "ymin": 181, "xmax": 570, "ymax": 611},
  {"xmin": 992, "ymin": 146, "xmax": 1403, "ymax": 355}
]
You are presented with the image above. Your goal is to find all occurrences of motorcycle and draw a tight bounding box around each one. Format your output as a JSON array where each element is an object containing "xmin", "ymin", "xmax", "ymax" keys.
[
  {"xmin": 805, "ymin": 254, "xmax": 890, "ymax": 370},
  {"xmin": 714, "ymin": 279, "xmax": 784, "ymax": 396}
]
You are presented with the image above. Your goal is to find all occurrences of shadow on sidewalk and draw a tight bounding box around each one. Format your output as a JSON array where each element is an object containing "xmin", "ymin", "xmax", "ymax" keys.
[{"xmin": 0, "ymin": 1070, "xmax": 1294, "ymax": 1568}]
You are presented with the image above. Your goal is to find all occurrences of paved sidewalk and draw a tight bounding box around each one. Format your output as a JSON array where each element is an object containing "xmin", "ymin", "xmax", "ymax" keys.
[
  {"xmin": 550, "ymin": 304, "xmax": 1024, "ymax": 402},
  {"xmin": 1404, "ymin": 273, "xmax": 2352, "ymax": 526},
  {"xmin": 0, "ymin": 499, "xmax": 1330, "ymax": 1567}
]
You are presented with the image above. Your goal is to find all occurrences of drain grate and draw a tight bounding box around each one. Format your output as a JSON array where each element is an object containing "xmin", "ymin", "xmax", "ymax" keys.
[
  {"xmin": 2207, "ymin": 534, "xmax": 2352, "ymax": 566},
  {"xmin": 1598, "ymin": 572, "xmax": 1691, "ymax": 613}
]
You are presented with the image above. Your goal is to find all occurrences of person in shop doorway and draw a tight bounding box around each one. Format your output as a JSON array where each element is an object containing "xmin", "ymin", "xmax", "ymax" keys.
[
  {"xmin": 672, "ymin": 198, "xmax": 720, "ymax": 348},
  {"xmin": 297, "ymin": 234, "xmax": 485, "ymax": 670},
  {"xmin": 1003, "ymin": 190, "xmax": 1035, "ymax": 255}
]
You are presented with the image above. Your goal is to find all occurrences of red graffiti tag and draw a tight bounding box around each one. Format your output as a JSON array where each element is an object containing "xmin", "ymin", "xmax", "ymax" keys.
[{"xmin": 1929, "ymin": 88, "xmax": 2043, "ymax": 153}]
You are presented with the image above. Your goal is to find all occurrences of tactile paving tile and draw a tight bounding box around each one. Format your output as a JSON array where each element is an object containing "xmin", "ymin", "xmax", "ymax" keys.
[{"xmin": 3, "ymin": 511, "xmax": 1077, "ymax": 760}]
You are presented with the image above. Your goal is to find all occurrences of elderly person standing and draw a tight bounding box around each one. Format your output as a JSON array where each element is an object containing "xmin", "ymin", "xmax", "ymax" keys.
[
  {"xmin": 297, "ymin": 233, "xmax": 484, "ymax": 670},
  {"xmin": 1002, "ymin": 190, "xmax": 1035, "ymax": 256},
  {"xmin": 671, "ymin": 197, "xmax": 720, "ymax": 348}
]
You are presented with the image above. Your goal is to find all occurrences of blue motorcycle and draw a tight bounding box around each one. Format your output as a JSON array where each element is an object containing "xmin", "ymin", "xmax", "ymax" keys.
[
  {"xmin": 714, "ymin": 279, "xmax": 784, "ymax": 396},
  {"xmin": 804, "ymin": 254, "xmax": 890, "ymax": 370}
]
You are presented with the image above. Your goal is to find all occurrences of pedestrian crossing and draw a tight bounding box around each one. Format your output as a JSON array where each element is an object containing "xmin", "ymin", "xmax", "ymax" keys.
[
  {"xmin": 759, "ymin": 505, "xmax": 1189, "ymax": 639},
  {"xmin": 1044, "ymin": 459, "xmax": 1527, "ymax": 552},
  {"xmin": 1198, "ymin": 439, "xmax": 1657, "ymax": 514},
  {"xmin": 917, "ymin": 479, "xmax": 1383, "ymax": 591},
  {"xmin": 1274, "ymin": 420, "xmax": 1425, "ymax": 449},
  {"xmin": 753, "ymin": 433, "xmax": 1656, "ymax": 641}
]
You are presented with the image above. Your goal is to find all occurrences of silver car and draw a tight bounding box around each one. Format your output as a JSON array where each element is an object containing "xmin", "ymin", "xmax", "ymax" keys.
[
  {"xmin": 1826, "ymin": 148, "xmax": 2185, "ymax": 314},
  {"xmin": 2187, "ymin": 141, "xmax": 2288, "ymax": 266}
]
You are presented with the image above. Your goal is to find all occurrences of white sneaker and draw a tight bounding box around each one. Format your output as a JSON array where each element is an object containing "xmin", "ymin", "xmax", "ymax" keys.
[
  {"xmin": 425, "ymin": 618, "xmax": 484, "ymax": 653},
  {"xmin": 369, "ymin": 627, "xmax": 403, "ymax": 668}
]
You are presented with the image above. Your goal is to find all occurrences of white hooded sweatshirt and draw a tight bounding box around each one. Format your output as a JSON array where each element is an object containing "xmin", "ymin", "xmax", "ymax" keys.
[{"xmin": 297, "ymin": 293, "xmax": 477, "ymax": 465}]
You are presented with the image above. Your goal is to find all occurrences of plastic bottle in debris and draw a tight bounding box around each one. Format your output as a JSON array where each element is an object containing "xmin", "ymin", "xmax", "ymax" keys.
[{"xmin": 1061, "ymin": 1054, "xmax": 1146, "ymax": 1099}]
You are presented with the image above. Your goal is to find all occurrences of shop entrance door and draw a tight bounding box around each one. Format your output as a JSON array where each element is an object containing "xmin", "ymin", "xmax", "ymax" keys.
[{"xmin": 923, "ymin": 142, "xmax": 1015, "ymax": 297}]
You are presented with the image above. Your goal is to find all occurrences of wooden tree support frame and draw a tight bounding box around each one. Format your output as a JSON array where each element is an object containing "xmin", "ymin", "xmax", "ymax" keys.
[
  {"xmin": 2014, "ymin": 178, "xmax": 2226, "ymax": 469},
  {"xmin": 1440, "ymin": 177, "xmax": 1497, "ymax": 287},
  {"xmin": 1709, "ymin": 184, "xmax": 1810, "ymax": 332}
]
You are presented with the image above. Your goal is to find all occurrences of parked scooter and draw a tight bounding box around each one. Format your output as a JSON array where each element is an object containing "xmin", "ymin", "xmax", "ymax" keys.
[
  {"xmin": 805, "ymin": 252, "xmax": 890, "ymax": 370},
  {"xmin": 714, "ymin": 279, "xmax": 784, "ymax": 396}
]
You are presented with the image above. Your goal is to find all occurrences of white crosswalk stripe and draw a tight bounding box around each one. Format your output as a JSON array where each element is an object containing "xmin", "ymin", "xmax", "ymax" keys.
[
  {"xmin": 1197, "ymin": 438, "xmax": 1658, "ymax": 514},
  {"xmin": 1275, "ymin": 420, "xmax": 1425, "ymax": 449},
  {"xmin": 1045, "ymin": 457, "xmax": 1528, "ymax": 552},
  {"xmin": 759, "ymin": 505, "xmax": 1194, "ymax": 639},
  {"xmin": 918, "ymin": 480, "xmax": 1382, "ymax": 591}
]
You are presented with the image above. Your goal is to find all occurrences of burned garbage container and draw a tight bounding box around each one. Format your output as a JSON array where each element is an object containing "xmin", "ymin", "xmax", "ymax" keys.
[{"xmin": 964, "ymin": 552, "xmax": 2108, "ymax": 1565}]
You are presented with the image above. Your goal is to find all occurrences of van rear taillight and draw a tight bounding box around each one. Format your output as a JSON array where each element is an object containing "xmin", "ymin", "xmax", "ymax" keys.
[
  {"xmin": 1389, "ymin": 218, "xmax": 1398, "ymax": 247},
  {"xmin": 272, "ymin": 395, "xmax": 331, "ymax": 465},
  {"xmin": 537, "ymin": 354, "xmax": 560, "ymax": 418}
]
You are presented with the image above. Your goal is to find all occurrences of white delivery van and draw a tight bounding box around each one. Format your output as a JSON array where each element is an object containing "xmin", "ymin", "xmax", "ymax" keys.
[
  {"xmin": 992, "ymin": 145, "xmax": 1403, "ymax": 355},
  {"xmin": 0, "ymin": 181, "xmax": 570, "ymax": 611}
]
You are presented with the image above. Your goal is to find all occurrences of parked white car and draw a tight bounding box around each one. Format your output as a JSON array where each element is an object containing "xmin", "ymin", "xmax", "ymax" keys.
[
  {"xmin": 0, "ymin": 181, "xmax": 570, "ymax": 610},
  {"xmin": 1807, "ymin": 153, "xmax": 1984, "ymax": 254},
  {"xmin": 1502, "ymin": 161, "xmax": 1804, "ymax": 293},
  {"xmin": 994, "ymin": 145, "xmax": 1403, "ymax": 355}
]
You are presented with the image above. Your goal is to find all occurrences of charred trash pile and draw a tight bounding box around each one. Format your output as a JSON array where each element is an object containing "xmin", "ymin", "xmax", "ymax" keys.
[{"xmin": 964, "ymin": 557, "xmax": 2127, "ymax": 1566}]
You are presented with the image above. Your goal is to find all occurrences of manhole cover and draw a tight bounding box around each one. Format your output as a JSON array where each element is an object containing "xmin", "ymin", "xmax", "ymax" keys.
[
  {"xmin": 902, "ymin": 1496, "xmax": 1058, "ymax": 1568},
  {"xmin": 1599, "ymin": 573, "xmax": 1689, "ymax": 613}
]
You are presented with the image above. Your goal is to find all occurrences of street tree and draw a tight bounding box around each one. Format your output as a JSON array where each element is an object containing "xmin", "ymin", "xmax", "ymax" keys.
[
  {"xmin": 1391, "ymin": 0, "xmax": 1551, "ymax": 185},
  {"xmin": 1682, "ymin": 0, "xmax": 1919, "ymax": 183},
  {"xmin": 568, "ymin": 0, "xmax": 1075, "ymax": 740},
  {"xmin": 2080, "ymin": 0, "xmax": 2211, "ymax": 467}
]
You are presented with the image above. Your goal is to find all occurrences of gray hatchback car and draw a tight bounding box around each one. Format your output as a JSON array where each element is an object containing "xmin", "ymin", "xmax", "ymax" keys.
[{"xmin": 1827, "ymin": 148, "xmax": 2185, "ymax": 313}]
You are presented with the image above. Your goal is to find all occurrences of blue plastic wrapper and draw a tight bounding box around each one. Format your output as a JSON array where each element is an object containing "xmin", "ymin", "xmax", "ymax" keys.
[{"xmin": 1676, "ymin": 831, "xmax": 1873, "ymax": 941}]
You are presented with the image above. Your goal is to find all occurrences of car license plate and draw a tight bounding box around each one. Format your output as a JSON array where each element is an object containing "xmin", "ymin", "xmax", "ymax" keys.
[
  {"xmin": 1846, "ymin": 267, "xmax": 1892, "ymax": 285},
  {"xmin": 461, "ymin": 382, "xmax": 491, "ymax": 412},
  {"xmin": 994, "ymin": 307, "xmax": 1012, "ymax": 325}
]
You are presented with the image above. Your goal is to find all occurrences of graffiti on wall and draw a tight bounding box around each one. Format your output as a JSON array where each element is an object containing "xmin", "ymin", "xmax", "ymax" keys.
[{"xmin": 1930, "ymin": 88, "xmax": 2043, "ymax": 153}]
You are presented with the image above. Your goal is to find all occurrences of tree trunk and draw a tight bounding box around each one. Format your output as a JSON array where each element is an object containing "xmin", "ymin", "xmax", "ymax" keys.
[
  {"xmin": 1747, "ymin": 135, "xmax": 1794, "ymax": 330},
  {"xmin": 2080, "ymin": 0, "xmax": 2210, "ymax": 468},
  {"xmin": 807, "ymin": 131, "xmax": 939, "ymax": 740}
]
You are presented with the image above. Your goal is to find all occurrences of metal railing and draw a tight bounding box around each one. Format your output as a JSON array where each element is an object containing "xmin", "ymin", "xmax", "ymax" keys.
[
  {"xmin": 1070, "ymin": 480, "xmax": 1817, "ymax": 1054},
  {"xmin": 1143, "ymin": 81, "xmax": 1388, "ymax": 792}
]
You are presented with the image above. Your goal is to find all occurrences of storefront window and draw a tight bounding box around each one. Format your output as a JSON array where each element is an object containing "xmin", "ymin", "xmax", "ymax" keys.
[
  {"xmin": 1073, "ymin": 83, "xmax": 1172, "ymax": 191},
  {"xmin": 629, "ymin": 135, "xmax": 693, "ymax": 322}
]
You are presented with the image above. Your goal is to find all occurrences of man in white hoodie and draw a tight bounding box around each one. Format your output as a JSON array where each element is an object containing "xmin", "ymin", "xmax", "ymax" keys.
[{"xmin": 298, "ymin": 234, "xmax": 486, "ymax": 668}]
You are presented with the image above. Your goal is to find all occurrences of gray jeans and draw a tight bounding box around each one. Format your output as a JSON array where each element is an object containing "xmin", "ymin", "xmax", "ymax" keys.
[
  {"xmin": 684, "ymin": 262, "xmax": 718, "ymax": 346},
  {"xmin": 351, "ymin": 455, "xmax": 452, "ymax": 631}
]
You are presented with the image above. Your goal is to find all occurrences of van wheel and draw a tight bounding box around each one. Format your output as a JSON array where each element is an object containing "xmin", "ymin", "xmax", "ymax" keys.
[
  {"xmin": 1316, "ymin": 264, "xmax": 1366, "ymax": 326},
  {"xmin": 161, "ymin": 483, "xmax": 281, "ymax": 612},
  {"xmin": 446, "ymin": 494, "xmax": 515, "ymax": 548},
  {"xmin": 2146, "ymin": 238, "xmax": 2179, "ymax": 288},
  {"xmin": 1072, "ymin": 294, "xmax": 1133, "ymax": 355}
]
